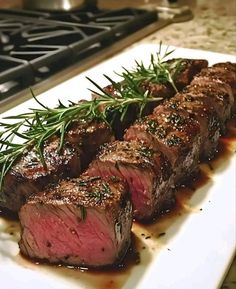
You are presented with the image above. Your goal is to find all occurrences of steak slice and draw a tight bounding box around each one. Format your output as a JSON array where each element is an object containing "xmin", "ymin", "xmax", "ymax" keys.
[
  {"xmin": 1, "ymin": 137, "xmax": 81, "ymax": 212},
  {"xmin": 191, "ymin": 65, "xmax": 236, "ymax": 113},
  {"xmin": 191, "ymin": 75, "xmax": 236, "ymax": 113},
  {"xmin": 165, "ymin": 92, "xmax": 221, "ymax": 159},
  {"xmin": 0, "ymin": 121, "xmax": 114, "ymax": 212},
  {"xmin": 100, "ymin": 82, "xmax": 174, "ymax": 139},
  {"xmin": 66, "ymin": 119, "xmax": 114, "ymax": 169},
  {"xmin": 213, "ymin": 62, "xmax": 236, "ymax": 72},
  {"xmin": 124, "ymin": 105, "xmax": 201, "ymax": 183},
  {"xmin": 166, "ymin": 59, "xmax": 208, "ymax": 90},
  {"xmin": 185, "ymin": 82, "xmax": 234, "ymax": 130},
  {"xmin": 87, "ymin": 141, "xmax": 174, "ymax": 221},
  {"xmin": 19, "ymin": 175, "xmax": 132, "ymax": 268},
  {"xmin": 141, "ymin": 59, "xmax": 208, "ymax": 94},
  {"xmin": 199, "ymin": 65, "xmax": 236, "ymax": 96}
]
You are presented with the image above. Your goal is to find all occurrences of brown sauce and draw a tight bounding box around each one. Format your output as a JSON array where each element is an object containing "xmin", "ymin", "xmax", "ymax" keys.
[
  {"xmin": 0, "ymin": 118, "xmax": 235, "ymax": 289},
  {"xmin": 13, "ymin": 233, "xmax": 148, "ymax": 289},
  {"xmin": 225, "ymin": 118, "xmax": 236, "ymax": 137},
  {"xmin": 0, "ymin": 207, "xmax": 20, "ymax": 240}
]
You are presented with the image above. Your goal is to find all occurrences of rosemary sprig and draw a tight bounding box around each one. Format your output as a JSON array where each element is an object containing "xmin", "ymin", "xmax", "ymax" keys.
[
  {"xmin": 0, "ymin": 45, "xmax": 184, "ymax": 200},
  {"xmin": 0, "ymin": 90, "xmax": 162, "ymax": 199},
  {"xmin": 119, "ymin": 43, "xmax": 184, "ymax": 93}
]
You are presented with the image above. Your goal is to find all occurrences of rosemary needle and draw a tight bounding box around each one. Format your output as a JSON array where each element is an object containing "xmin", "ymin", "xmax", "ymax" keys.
[{"xmin": 0, "ymin": 45, "xmax": 184, "ymax": 199}]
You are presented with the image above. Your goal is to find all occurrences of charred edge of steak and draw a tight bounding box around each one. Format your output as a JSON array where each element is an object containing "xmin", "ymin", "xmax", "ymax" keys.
[
  {"xmin": 19, "ymin": 175, "xmax": 133, "ymax": 268},
  {"xmin": 124, "ymin": 105, "xmax": 201, "ymax": 174},
  {"xmin": 87, "ymin": 140, "xmax": 175, "ymax": 221},
  {"xmin": 184, "ymin": 82, "xmax": 233, "ymax": 131},
  {"xmin": 66, "ymin": 119, "xmax": 114, "ymax": 169},
  {"xmin": 198, "ymin": 65, "xmax": 236, "ymax": 96},
  {"xmin": 164, "ymin": 92, "xmax": 221, "ymax": 160},
  {"xmin": 213, "ymin": 62, "xmax": 236, "ymax": 72},
  {"xmin": 191, "ymin": 62, "xmax": 236, "ymax": 113},
  {"xmin": 1, "ymin": 138, "xmax": 81, "ymax": 212},
  {"xmin": 166, "ymin": 58, "xmax": 209, "ymax": 90}
]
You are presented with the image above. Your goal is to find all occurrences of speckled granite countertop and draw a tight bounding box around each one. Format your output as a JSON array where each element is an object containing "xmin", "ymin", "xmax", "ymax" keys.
[
  {"xmin": 99, "ymin": 0, "xmax": 236, "ymax": 55},
  {"xmin": 142, "ymin": 0, "xmax": 236, "ymax": 55}
]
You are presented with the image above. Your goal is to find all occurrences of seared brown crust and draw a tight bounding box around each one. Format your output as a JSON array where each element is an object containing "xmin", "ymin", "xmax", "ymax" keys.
[
  {"xmin": 185, "ymin": 82, "xmax": 233, "ymax": 128},
  {"xmin": 125, "ymin": 105, "xmax": 200, "ymax": 169},
  {"xmin": 213, "ymin": 62, "xmax": 236, "ymax": 72},
  {"xmin": 19, "ymin": 175, "xmax": 132, "ymax": 267},
  {"xmin": 97, "ymin": 141, "xmax": 158, "ymax": 168},
  {"xmin": 1, "ymin": 138, "xmax": 81, "ymax": 212},
  {"xmin": 87, "ymin": 140, "xmax": 174, "ymax": 220},
  {"xmin": 169, "ymin": 59, "xmax": 208, "ymax": 90},
  {"xmin": 191, "ymin": 65, "xmax": 236, "ymax": 113},
  {"xmin": 199, "ymin": 65, "xmax": 236, "ymax": 95},
  {"xmin": 66, "ymin": 120, "xmax": 114, "ymax": 168},
  {"xmin": 1, "ymin": 120, "xmax": 114, "ymax": 212},
  {"xmin": 29, "ymin": 175, "xmax": 127, "ymax": 209},
  {"xmin": 163, "ymin": 92, "xmax": 221, "ymax": 159},
  {"xmin": 95, "ymin": 140, "xmax": 172, "ymax": 178}
]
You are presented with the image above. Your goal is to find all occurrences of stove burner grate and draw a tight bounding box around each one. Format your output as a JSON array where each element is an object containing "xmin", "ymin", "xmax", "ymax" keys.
[{"xmin": 0, "ymin": 8, "xmax": 158, "ymax": 101}]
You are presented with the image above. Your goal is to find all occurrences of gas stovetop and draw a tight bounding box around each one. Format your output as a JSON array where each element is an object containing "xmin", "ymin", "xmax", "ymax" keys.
[
  {"xmin": 0, "ymin": 8, "xmax": 157, "ymax": 100},
  {"xmin": 0, "ymin": 5, "xmax": 192, "ymax": 111}
]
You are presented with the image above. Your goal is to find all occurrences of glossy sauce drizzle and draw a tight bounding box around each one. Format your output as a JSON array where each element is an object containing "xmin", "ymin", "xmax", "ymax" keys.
[{"xmin": 0, "ymin": 118, "xmax": 235, "ymax": 289}]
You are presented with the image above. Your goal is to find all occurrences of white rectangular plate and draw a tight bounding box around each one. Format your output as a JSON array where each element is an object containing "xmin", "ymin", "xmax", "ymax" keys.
[{"xmin": 0, "ymin": 44, "xmax": 235, "ymax": 289}]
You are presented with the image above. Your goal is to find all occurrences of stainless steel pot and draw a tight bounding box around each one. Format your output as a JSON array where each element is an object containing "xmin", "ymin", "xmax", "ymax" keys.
[{"xmin": 23, "ymin": 0, "xmax": 98, "ymax": 11}]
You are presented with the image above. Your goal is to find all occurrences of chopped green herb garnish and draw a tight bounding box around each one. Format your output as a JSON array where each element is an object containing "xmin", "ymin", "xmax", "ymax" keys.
[
  {"xmin": 139, "ymin": 146, "xmax": 154, "ymax": 158},
  {"xmin": 110, "ymin": 175, "xmax": 120, "ymax": 182}
]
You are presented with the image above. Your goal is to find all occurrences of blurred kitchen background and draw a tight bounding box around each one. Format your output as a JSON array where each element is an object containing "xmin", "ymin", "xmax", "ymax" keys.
[{"xmin": 0, "ymin": 0, "xmax": 235, "ymax": 54}]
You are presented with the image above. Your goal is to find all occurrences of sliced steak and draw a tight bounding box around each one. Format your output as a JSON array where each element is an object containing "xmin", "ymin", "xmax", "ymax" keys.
[
  {"xmin": 191, "ymin": 62, "xmax": 236, "ymax": 113},
  {"xmin": 95, "ymin": 59, "xmax": 208, "ymax": 139},
  {"xmin": 87, "ymin": 141, "xmax": 174, "ymax": 221},
  {"xmin": 166, "ymin": 58, "xmax": 208, "ymax": 90},
  {"xmin": 185, "ymin": 82, "xmax": 233, "ymax": 130},
  {"xmin": 124, "ymin": 105, "xmax": 201, "ymax": 182},
  {"xmin": 212, "ymin": 62, "xmax": 236, "ymax": 108},
  {"xmin": 100, "ymin": 82, "xmax": 174, "ymax": 139},
  {"xmin": 199, "ymin": 65, "xmax": 236, "ymax": 96},
  {"xmin": 66, "ymin": 119, "xmax": 114, "ymax": 169},
  {"xmin": 1, "ymin": 121, "xmax": 114, "ymax": 212},
  {"xmin": 1, "ymin": 138, "xmax": 81, "ymax": 212},
  {"xmin": 213, "ymin": 62, "xmax": 236, "ymax": 72},
  {"xmin": 165, "ymin": 92, "xmax": 220, "ymax": 159},
  {"xmin": 19, "ymin": 175, "xmax": 132, "ymax": 268},
  {"xmin": 141, "ymin": 59, "xmax": 208, "ymax": 94}
]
